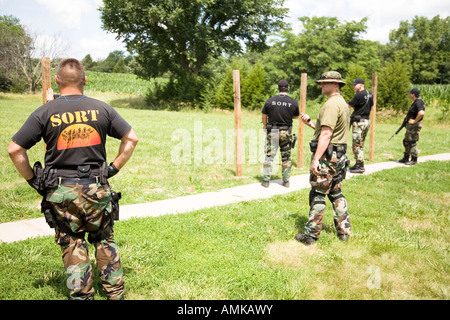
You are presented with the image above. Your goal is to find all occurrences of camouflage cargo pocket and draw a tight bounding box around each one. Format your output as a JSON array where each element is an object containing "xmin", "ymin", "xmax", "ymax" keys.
[{"xmin": 310, "ymin": 167, "xmax": 335, "ymax": 194}]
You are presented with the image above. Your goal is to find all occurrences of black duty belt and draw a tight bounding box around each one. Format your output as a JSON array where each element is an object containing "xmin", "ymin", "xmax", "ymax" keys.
[{"xmin": 60, "ymin": 177, "xmax": 99, "ymax": 185}]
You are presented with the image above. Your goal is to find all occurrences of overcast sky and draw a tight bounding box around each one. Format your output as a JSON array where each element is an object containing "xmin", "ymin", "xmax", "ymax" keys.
[{"xmin": 1, "ymin": 0, "xmax": 448, "ymax": 60}]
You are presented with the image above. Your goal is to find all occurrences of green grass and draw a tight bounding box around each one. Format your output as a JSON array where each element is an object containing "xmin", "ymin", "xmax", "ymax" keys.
[
  {"xmin": 0, "ymin": 160, "xmax": 448, "ymax": 300},
  {"xmin": 0, "ymin": 92, "xmax": 449, "ymax": 223},
  {"xmin": 0, "ymin": 91, "xmax": 449, "ymax": 300}
]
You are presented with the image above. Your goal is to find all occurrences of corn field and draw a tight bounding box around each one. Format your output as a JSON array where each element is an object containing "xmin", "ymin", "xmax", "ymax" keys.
[
  {"xmin": 61, "ymin": 71, "xmax": 154, "ymax": 95},
  {"xmin": 86, "ymin": 71, "xmax": 154, "ymax": 94},
  {"xmin": 415, "ymin": 84, "xmax": 450, "ymax": 118},
  {"xmin": 415, "ymin": 84, "xmax": 450, "ymax": 105}
]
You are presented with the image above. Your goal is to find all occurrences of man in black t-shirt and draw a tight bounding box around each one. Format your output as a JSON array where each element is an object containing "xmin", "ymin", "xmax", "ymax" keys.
[
  {"xmin": 8, "ymin": 58, "xmax": 138, "ymax": 300},
  {"xmin": 347, "ymin": 78, "xmax": 373, "ymax": 173},
  {"xmin": 261, "ymin": 79, "xmax": 299, "ymax": 187},
  {"xmin": 398, "ymin": 88, "xmax": 425, "ymax": 165}
]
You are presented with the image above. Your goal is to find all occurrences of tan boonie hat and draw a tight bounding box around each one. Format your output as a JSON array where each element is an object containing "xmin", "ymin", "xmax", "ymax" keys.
[{"xmin": 316, "ymin": 71, "xmax": 346, "ymax": 86}]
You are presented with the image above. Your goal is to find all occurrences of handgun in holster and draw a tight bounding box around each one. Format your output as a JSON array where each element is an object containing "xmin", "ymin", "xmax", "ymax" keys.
[
  {"xmin": 291, "ymin": 134, "xmax": 297, "ymax": 149},
  {"xmin": 32, "ymin": 161, "xmax": 57, "ymax": 228},
  {"xmin": 110, "ymin": 191, "xmax": 121, "ymax": 221},
  {"xmin": 41, "ymin": 199, "xmax": 56, "ymax": 228}
]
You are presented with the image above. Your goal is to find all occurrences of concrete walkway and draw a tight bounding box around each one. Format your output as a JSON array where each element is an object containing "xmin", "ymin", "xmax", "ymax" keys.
[{"xmin": 1, "ymin": 153, "xmax": 449, "ymax": 243}]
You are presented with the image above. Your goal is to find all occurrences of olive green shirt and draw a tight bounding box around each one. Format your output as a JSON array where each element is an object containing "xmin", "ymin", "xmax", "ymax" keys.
[{"xmin": 312, "ymin": 94, "xmax": 350, "ymax": 145}]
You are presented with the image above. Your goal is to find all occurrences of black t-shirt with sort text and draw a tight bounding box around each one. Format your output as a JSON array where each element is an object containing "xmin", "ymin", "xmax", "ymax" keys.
[
  {"xmin": 261, "ymin": 94, "xmax": 299, "ymax": 127},
  {"xmin": 12, "ymin": 95, "xmax": 132, "ymax": 168}
]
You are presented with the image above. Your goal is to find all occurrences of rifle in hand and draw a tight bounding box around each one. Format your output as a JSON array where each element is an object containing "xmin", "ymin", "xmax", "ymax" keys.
[{"xmin": 388, "ymin": 116, "xmax": 409, "ymax": 141}]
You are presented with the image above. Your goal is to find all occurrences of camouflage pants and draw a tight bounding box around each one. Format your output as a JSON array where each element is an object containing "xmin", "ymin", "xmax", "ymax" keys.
[
  {"xmin": 47, "ymin": 183, "xmax": 125, "ymax": 300},
  {"xmin": 305, "ymin": 151, "xmax": 351, "ymax": 240},
  {"xmin": 263, "ymin": 129, "xmax": 293, "ymax": 182},
  {"xmin": 403, "ymin": 122, "xmax": 422, "ymax": 157},
  {"xmin": 352, "ymin": 119, "xmax": 370, "ymax": 163}
]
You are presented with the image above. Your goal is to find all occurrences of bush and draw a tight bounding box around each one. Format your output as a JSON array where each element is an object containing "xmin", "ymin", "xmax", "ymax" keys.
[
  {"xmin": 342, "ymin": 63, "xmax": 370, "ymax": 102},
  {"xmin": 378, "ymin": 58, "xmax": 411, "ymax": 113}
]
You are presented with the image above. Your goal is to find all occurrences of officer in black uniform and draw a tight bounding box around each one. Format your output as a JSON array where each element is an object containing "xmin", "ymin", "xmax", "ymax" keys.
[
  {"xmin": 261, "ymin": 79, "xmax": 299, "ymax": 187},
  {"xmin": 8, "ymin": 58, "xmax": 138, "ymax": 300},
  {"xmin": 398, "ymin": 88, "xmax": 425, "ymax": 165},
  {"xmin": 347, "ymin": 78, "xmax": 373, "ymax": 173}
]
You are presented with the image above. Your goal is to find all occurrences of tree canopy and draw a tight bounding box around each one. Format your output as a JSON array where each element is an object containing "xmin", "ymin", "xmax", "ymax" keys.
[
  {"xmin": 0, "ymin": 15, "xmax": 33, "ymax": 91},
  {"xmin": 99, "ymin": 0, "xmax": 288, "ymax": 79},
  {"xmin": 388, "ymin": 15, "xmax": 450, "ymax": 84},
  {"xmin": 265, "ymin": 16, "xmax": 376, "ymax": 97}
]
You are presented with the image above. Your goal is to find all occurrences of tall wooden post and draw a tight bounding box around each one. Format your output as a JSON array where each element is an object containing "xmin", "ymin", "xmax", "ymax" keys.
[
  {"xmin": 233, "ymin": 70, "xmax": 242, "ymax": 176},
  {"xmin": 297, "ymin": 73, "xmax": 307, "ymax": 168},
  {"xmin": 41, "ymin": 57, "xmax": 51, "ymax": 104},
  {"xmin": 369, "ymin": 73, "xmax": 377, "ymax": 161}
]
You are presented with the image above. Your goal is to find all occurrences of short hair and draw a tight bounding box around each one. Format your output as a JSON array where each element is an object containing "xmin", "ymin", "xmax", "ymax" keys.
[{"xmin": 56, "ymin": 58, "xmax": 85, "ymax": 90}]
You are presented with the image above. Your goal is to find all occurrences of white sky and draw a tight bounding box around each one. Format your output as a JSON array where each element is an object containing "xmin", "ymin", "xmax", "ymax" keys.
[{"xmin": 1, "ymin": 0, "xmax": 448, "ymax": 60}]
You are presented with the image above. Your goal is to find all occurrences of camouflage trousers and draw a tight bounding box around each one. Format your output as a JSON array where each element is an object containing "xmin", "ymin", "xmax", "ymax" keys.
[
  {"xmin": 305, "ymin": 151, "xmax": 351, "ymax": 240},
  {"xmin": 263, "ymin": 129, "xmax": 293, "ymax": 182},
  {"xmin": 47, "ymin": 183, "xmax": 125, "ymax": 300},
  {"xmin": 352, "ymin": 119, "xmax": 370, "ymax": 163},
  {"xmin": 403, "ymin": 122, "xmax": 422, "ymax": 157}
]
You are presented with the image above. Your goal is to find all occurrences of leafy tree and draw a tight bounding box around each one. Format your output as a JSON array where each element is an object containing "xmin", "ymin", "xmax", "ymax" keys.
[
  {"xmin": 388, "ymin": 15, "xmax": 450, "ymax": 84},
  {"xmin": 268, "ymin": 17, "xmax": 369, "ymax": 98},
  {"xmin": 82, "ymin": 54, "xmax": 96, "ymax": 70},
  {"xmin": 0, "ymin": 15, "xmax": 33, "ymax": 92},
  {"xmin": 378, "ymin": 57, "xmax": 411, "ymax": 113},
  {"xmin": 113, "ymin": 58, "xmax": 126, "ymax": 73},
  {"xmin": 1, "ymin": 15, "xmax": 67, "ymax": 93},
  {"xmin": 214, "ymin": 61, "xmax": 245, "ymax": 110},
  {"xmin": 341, "ymin": 63, "xmax": 369, "ymax": 102},
  {"xmin": 100, "ymin": 0, "xmax": 288, "ymax": 80},
  {"xmin": 242, "ymin": 62, "xmax": 269, "ymax": 110},
  {"xmin": 93, "ymin": 50, "xmax": 125, "ymax": 73}
]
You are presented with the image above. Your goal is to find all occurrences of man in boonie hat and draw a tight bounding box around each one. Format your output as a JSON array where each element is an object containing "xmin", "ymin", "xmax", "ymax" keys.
[{"xmin": 295, "ymin": 71, "xmax": 351, "ymax": 246}]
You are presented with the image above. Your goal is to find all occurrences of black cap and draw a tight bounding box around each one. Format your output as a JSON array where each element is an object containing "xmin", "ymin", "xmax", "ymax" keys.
[
  {"xmin": 407, "ymin": 88, "xmax": 420, "ymax": 97},
  {"xmin": 350, "ymin": 78, "xmax": 365, "ymax": 85},
  {"xmin": 278, "ymin": 79, "xmax": 289, "ymax": 88}
]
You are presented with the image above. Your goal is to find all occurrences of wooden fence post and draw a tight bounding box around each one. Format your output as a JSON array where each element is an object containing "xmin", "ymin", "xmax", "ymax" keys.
[
  {"xmin": 233, "ymin": 70, "xmax": 242, "ymax": 176},
  {"xmin": 369, "ymin": 73, "xmax": 377, "ymax": 161},
  {"xmin": 41, "ymin": 57, "xmax": 51, "ymax": 104},
  {"xmin": 297, "ymin": 73, "xmax": 307, "ymax": 168}
]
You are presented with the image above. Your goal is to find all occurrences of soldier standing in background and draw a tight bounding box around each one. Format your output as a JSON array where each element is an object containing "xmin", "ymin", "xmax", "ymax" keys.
[
  {"xmin": 295, "ymin": 71, "xmax": 351, "ymax": 245},
  {"xmin": 347, "ymin": 78, "xmax": 373, "ymax": 173},
  {"xmin": 261, "ymin": 79, "xmax": 299, "ymax": 188},
  {"xmin": 8, "ymin": 58, "xmax": 138, "ymax": 300},
  {"xmin": 398, "ymin": 88, "xmax": 425, "ymax": 166}
]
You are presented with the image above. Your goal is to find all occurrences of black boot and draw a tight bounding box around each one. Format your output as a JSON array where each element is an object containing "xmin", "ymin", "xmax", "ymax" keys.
[
  {"xmin": 349, "ymin": 162, "xmax": 365, "ymax": 173},
  {"xmin": 294, "ymin": 233, "xmax": 316, "ymax": 245},
  {"xmin": 405, "ymin": 156, "xmax": 417, "ymax": 165},
  {"xmin": 398, "ymin": 153, "xmax": 409, "ymax": 164}
]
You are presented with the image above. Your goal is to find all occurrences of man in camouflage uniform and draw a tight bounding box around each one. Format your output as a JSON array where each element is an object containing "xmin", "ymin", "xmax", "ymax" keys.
[
  {"xmin": 398, "ymin": 88, "xmax": 425, "ymax": 165},
  {"xmin": 347, "ymin": 78, "xmax": 373, "ymax": 173},
  {"xmin": 261, "ymin": 80, "xmax": 299, "ymax": 188},
  {"xmin": 8, "ymin": 58, "xmax": 138, "ymax": 300},
  {"xmin": 295, "ymin": 71, "xmax": 351, "ymax": 245}
]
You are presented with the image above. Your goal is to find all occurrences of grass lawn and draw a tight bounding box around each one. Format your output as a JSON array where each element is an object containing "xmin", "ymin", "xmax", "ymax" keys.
[
  {"xmin": 1, "ymin": 92, "xmax": 449, "ymax": 223},
  {"xmin": 0, "ymin": 160, "xmax": 448, "ymax": 300},
  {"xmin": 0, "ymin": 92, "xmax": 448, "ymax": 300}
]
